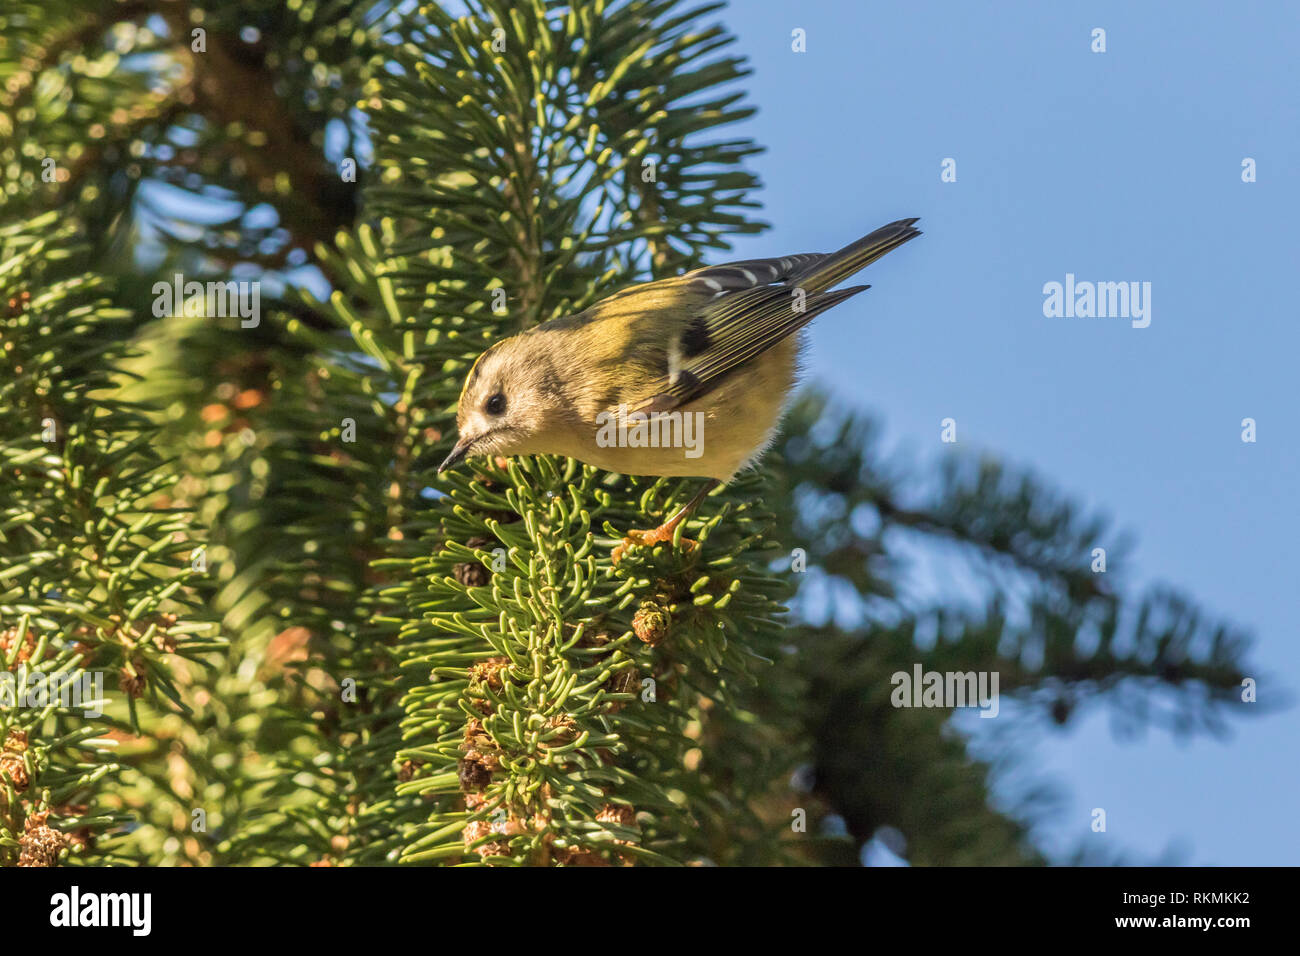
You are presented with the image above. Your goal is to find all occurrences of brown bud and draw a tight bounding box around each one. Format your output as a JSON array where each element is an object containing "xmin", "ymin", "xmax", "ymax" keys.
[
  {"xmin": 17, "ymin": 811, "xmax": 65, "ymax": 867},
  {"xmin": 596, "ymin": 804, "xmax": 637, "ymax": 828},
  {"xmin": 0, "ymin": 625, "xmax": 42, "ymax": 664},
  {"xmin": 632, "ymin": 601, "xmax": 671, "ymax": 646},
  {"xmin": 541, "ymin": 714, "xmax": 577, "ymax": 746},
  {"xmin": 596, "ymin": 804, "xmax": 639, "ymax": 847},
  {"xmin": 0, "ymin": 728, "xmax": 30, "ymax": 791},
  {"xmin": 453, "ymin": 561, "xmax": 489, "ymax": 587},
  {"xmin": 148, "ymin": 613, "xmax": 179, "ymax": 653},
  {"xmin": 469, "ymin": 656, "xmax": 510, "ymax": 691},
  {"xmin": 458, "ymin": 757, "xmax": 492, "ymax": 791},
  {"xmin": 120, "ymin": 661, "xmax": 147, "ymax": 698},
  {"xmin": 554, "ymin": 847, "xmax": 608, "ymax": 867},
  {"xmin": 462, "ymin": 818, "xmax": 507, "ymax": 858}
]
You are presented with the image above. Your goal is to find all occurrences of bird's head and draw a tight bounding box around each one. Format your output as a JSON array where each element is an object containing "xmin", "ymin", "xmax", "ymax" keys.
[{"xmin": 439, "ymin": 335, "xmax": 563, "ymax": 472}]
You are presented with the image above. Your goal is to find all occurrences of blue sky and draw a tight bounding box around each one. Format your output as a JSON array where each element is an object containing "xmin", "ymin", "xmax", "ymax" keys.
[{"xmin": 718, "ymin": 1, "xmax": 1299, "ymax": 864}]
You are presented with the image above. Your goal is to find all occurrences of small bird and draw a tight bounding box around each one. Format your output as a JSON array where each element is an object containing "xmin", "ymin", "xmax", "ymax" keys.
[{"xmin": 440, "ymin": 218, "xmax": 921, "ymax": 556}]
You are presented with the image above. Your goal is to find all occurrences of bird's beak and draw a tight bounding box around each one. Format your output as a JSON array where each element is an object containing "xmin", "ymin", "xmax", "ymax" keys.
[{"xmin": 438, "ymin": 435, "xmax": 475, "ymax": 473}]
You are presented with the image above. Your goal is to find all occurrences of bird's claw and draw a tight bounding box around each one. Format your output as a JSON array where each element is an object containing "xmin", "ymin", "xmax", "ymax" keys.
[{"xmin": 612, "ymin": 525, "xmax": 698, "ymax": 565}]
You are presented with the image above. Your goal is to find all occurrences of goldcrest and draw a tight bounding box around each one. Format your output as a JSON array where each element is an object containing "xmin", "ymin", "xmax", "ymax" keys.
[{"xmin": 441, "ymin": 218, "xmax": 920, "ymax": 482}]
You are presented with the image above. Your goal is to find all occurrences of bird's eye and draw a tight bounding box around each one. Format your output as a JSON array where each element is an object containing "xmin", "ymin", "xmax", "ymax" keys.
[{"xmin": 485, "ymin": 392, "xmax": 506, "ymax": 415}]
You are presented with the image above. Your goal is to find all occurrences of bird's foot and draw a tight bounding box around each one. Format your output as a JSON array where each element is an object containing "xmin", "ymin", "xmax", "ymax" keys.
[{"xmin": 612, "ymin": 525, "xmax": 699, "ymax": 565}]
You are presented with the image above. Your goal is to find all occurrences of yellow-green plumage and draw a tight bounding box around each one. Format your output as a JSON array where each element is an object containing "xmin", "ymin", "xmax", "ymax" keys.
[{"xmin": 442, "ymin": 219, "xmax": 920, "ymax": 481}]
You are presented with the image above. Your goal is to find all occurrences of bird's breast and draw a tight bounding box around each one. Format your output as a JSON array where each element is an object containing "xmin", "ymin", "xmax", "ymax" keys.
[{"xmin": 550, "ymin": 335, "xmax": 800, "ymax": 480}]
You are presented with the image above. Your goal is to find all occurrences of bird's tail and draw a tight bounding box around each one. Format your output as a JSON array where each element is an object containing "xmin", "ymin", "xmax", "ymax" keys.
[{"xmin": 791, "ymin": 218, "xmax": 922, "ymax": 295}]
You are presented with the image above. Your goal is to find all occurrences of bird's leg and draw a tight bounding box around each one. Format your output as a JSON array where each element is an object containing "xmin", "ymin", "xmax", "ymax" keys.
[{"xmin": 613, "ymin": 479, "xmax": 720, "ymax": 564}]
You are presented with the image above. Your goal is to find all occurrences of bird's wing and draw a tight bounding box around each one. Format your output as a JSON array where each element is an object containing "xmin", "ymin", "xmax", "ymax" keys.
[
  {"xmin": 596, "ymin": 253, "xmax": 819, "ymax": 307},
  {"xmin": 678, "ymin": 253, "xmax": 825, "ymax": 294},
  {"xmin": 627, "ymin": 219, "xmax": 921, "ymax": 412},
  {"xmin": 630, "ymin": 282, "xmax": 867, "ymax": 413}
]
